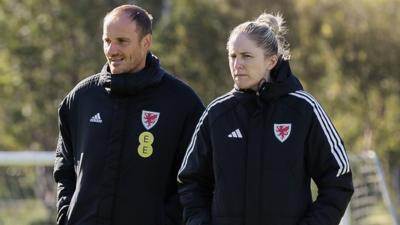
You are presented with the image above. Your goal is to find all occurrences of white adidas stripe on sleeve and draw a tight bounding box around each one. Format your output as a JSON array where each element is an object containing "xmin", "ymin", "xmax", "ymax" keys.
[
  {"xmin": 289, "ymin": 91, "xmax": 350, "ymax": 177},
  {"xmin": 297, "ymin": 91, "xmax": 350, "ymax": 173}
]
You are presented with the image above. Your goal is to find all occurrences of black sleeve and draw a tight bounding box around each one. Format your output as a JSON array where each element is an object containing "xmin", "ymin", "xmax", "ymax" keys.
[
  {"xmin": 165, "ymin": 97, "xmax": 205, "ymax": 225},
  {"xmin": 299, "ymin": 105, "xmax": 354, "ymax": 225},
  {"xmin": 53, "ymin": 99, "xmax": 76, "ymax": 225},
  {"xmin": 177, "ymin": 111, "xmax": 214, "ymax": 225}
]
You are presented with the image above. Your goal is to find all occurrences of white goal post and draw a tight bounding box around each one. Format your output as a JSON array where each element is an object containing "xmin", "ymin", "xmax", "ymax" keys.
[
  {"xmin": 340, "ymin": 150, "xmax": 399, "ymax": 225},
  {"xmin": 0, "ymin": 151, "xmax": 54, "ymax": 166}
]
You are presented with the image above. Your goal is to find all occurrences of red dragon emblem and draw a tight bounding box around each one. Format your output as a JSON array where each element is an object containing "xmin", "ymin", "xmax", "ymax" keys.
[
  {"xmin": 274, "ymin": 123, "xmax": 291, "ymax": 142},
  {"xmin": 142, "ymin": 110, "xmax": 160, "ymax": 130}
]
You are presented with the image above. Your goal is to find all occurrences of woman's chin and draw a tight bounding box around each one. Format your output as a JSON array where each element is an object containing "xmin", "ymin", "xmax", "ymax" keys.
[{"xmin": 235, "ymin": 83, "xmax": 256, "ymax": 91}]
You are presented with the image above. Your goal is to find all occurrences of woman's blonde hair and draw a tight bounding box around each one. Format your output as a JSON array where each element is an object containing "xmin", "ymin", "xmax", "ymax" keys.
[{"xmin": 227, "ymin": 12, "xmax": 290, "ymax": 60}]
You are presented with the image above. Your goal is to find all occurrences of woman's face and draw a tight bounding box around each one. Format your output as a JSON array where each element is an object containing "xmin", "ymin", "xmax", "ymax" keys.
[{"xmin": 228, "ymin": 33, "xmax": 276, "ymax": 90}]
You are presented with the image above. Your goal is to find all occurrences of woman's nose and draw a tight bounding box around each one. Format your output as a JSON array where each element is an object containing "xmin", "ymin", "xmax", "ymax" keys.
[{"xmin": 234, "ymin": 58, "xmax": 244, "ymax": 70}]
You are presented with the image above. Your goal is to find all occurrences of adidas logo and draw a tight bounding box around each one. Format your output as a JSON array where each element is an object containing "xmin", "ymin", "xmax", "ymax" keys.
[
  {"xmin": 228, "ymin": 128, "xmax": 243, "ymax": 138},
  {"xmin": 89, "ymin": 113, "xmax": 103, "ymax": 123}
]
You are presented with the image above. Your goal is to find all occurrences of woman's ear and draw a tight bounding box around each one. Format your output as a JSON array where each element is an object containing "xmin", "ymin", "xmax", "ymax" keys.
[{"xmin": 267, "ymin": 55, "xmax": 278, "ymax": 70}]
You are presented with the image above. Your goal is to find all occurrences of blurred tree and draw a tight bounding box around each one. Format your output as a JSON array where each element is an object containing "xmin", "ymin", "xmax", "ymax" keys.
[
  {"xmin": 0, "ymin": 0, "xmax": 399, "ymax": 203},
  {"xmin": 292, "ymin": 0, "xmax": 400, "ymax": 156},
  {"xmin": 290, "ymin": 0, "xmax": 400, "ymax": 195},
  {"xmin": 152, "ymin": 0, "xmax": 299, "ymax": 102},
  {"xmin": 0, "ymin": 0, "xmax": 164, "ymax": 150},
  {"xmin": 152, "ymin": 0, "xmax": 237, "ymax": 102}
]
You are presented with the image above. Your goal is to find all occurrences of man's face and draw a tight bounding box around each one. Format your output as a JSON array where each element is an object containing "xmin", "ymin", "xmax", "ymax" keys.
[{"xmin": 102, "ymin": 13, "xmax": 151, "ymax": 74}]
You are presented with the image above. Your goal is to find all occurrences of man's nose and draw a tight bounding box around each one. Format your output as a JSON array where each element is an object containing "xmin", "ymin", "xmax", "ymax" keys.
[{"xmin": 105, "ymin": 42, "xmax": 118, "ymax": 55}]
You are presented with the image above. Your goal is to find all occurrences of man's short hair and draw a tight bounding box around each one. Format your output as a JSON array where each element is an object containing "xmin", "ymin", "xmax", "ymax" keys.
[{"xmin": 104, "ymin": 4, "xmax": 153, "ymax": 38}]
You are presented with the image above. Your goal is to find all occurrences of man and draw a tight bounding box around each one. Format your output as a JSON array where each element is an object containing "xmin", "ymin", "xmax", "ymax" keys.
[{"xmin": 53, "ymin": 4, "xmax": 204, "ymax": 225}]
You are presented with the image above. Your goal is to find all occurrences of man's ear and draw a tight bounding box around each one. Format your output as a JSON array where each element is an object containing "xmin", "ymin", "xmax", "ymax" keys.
[{"xmin": 142, "ymin": 34, "xmax": 152, "ymax": 50}]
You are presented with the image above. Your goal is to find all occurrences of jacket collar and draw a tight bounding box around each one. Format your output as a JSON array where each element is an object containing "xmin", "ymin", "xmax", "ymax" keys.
[{"xmin": 99, "ymin": 52, "xmax": 164, "ymax": 96}]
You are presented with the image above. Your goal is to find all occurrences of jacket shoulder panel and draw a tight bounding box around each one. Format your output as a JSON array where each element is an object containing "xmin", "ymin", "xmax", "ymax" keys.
[
  {"xmin": 61, "ymin": 74, "xmax": 101, "ymax": 109},
  {"xmin": 188, "ymin": 91, "xmax": 236, "ymax": 130},
  {"xmin": 70, "ymin": 74, "xmax": 101, "ymax": 96},
  {"xmin": 205, "ymin": 91, "xmax": 238, "ymax": 124},
  {"xmin": 161, "ymin": 72, "xmax": 198, "ymax": 95},
  {"xmin": 177, "ymin": 92, "xmax": 235, "ymax": 183},
  {"xmin": 158, "ymin": 71, "xmax": 205, "ymax": 115},
  {"xmin": 287, "ymin": 90, "xmax": 316, "ymax": 112}
]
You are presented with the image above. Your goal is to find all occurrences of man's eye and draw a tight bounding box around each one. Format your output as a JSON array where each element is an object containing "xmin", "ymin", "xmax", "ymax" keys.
[{"xmin": 118, "ymin": 39, "xmax": 128, "ymax": 44}]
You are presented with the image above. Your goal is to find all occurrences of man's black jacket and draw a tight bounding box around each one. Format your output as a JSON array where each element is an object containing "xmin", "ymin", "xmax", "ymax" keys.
[{"xmin": 54, "ymin": 53, "xmax": 204, "ymax": 225}]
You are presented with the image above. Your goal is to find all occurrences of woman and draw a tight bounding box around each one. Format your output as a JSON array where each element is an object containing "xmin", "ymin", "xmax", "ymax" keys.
[{"xmin": 177, "ymin": 12, "xmax": 354, "ymax": 225}]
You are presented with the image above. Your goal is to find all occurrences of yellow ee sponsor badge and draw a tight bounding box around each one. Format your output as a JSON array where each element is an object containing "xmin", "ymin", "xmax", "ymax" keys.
[
  {"xmin": 137, "ymin": 145, "xmax": 153, "ymax": 158},
  {"xmin": 138, "ymin": 131, "xmax": 154, "ymax": 158}
]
